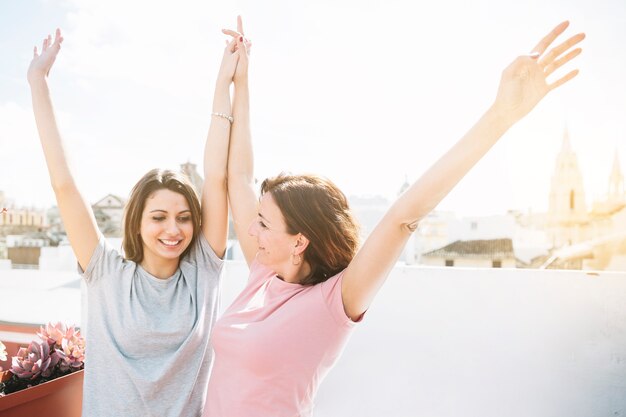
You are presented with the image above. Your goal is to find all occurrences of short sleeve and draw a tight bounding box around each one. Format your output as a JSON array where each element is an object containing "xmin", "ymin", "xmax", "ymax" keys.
[
  {"xmin": 78, "ymin": 234, "xmax": 126, "ymax": 284},
  {"xmin": 247, "ymin": 258, "xmax": 276, "ymax": 285},
  {"xmin": 319, "ymin": 270, "xmax": 363, "ymax": 327},
  {"xmin": 181, "ymin": 231, "xmax": 225, "ymax": 273}
]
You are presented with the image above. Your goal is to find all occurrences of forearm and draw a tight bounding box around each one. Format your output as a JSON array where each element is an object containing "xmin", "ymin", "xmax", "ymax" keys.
[
  {"xmin": 29, "ymin": 78, "xmax": 99, "ymax": 269},
  {"xmin": 227, "ymin": 78, "xmax": 259, "ymax": 264},
  {"xmin": 228, "ymin": 79, "xmax": 253, "ymax": 185},
  {"xmin": 30, "ymin": 79, "xmax": 74, "ymax": 190},
  {"xmin": 204, "ymin": 80, "xmax": 232, "ymax": 185},
  {"xmin": 390, "ymin": 105, "xmax": 511, "ymax": 226},
  {"xmin": 201, "ymin": 78, "xmax": 232, "ymax": 256}
]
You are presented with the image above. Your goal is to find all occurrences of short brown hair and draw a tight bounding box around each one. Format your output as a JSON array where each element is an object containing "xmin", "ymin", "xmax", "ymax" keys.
[
  {"xmin": 122, "ymin": 169, "xmax": 201, "ymax": 263},
  {"xmin": 260, "ymin": 173, "xmax": 360, "ymax": 286}
]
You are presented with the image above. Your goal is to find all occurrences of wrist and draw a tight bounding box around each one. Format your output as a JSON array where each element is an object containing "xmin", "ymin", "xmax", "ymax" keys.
[
  {"xmin": 215, "ymin": 75, "xmax": 233, "ymax": 88},
  {"xmin": 28, "ymin": 76, "xmax": 49, "ymax": 91},
  {"xmin": 234, "ymin": 77, "xmax": 249, "ymax": 90},
  {"xmin": 485, "ymin": 103, "xmax": 515, "ymax": 132}
]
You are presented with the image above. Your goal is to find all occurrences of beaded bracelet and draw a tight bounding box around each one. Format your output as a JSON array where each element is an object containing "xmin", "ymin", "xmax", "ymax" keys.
[{"xmin": 211, "ymin": 112, "xmax": 234, "ymax": 124}]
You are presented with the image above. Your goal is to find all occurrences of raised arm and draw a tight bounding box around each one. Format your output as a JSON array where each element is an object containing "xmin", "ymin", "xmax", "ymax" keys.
[
  {"xmin": 28, "ymin": 29, "xmax": 99, "ymax": 271},
  {"xmin": 224, "ymin": 17, "xmax": 258, "ymax": 266},
  {"xmin": 201, "ymin": 36, "xmax": 240, "ymax": 258},
  {"xmin": 341, "ymin": 21, "xmax": 586, "ymax": 320}
]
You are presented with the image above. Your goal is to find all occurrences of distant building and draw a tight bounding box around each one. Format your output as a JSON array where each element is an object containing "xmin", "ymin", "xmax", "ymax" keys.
[
  {"xmin": 547, "ymin": 128, "xmax": 590, "ymax": 247},
  {"xmin": 543, "ymin": 149, "xmax": 626, "ymax": 270},
  {"xmin": 0, "ymin": 192, "xmax": 49, "ymax": 268},
  {"xmin": 413, "ymin": 211, "xmax": 457, "ymax": 264},
  {"xmin": 93, "ymin": 194, "xmax": 126, "ymax": 237},
  {"xmin": 0, "ymin": 191, "xmax": 47, "ymax": 234},
  {"xmin": 421, "ymin": 238, "xmax": 516, "ymax": 268},
  {"xmin": 6, "ymin": 233, "xmax": 50, "ymax": 268},
  {"xmin": 348, "ymin": 195, "xmax": 390, "ymax": 237},
  {"xmin": 181, "ymin": 161, "xmax": 204, "ymax": 197}
]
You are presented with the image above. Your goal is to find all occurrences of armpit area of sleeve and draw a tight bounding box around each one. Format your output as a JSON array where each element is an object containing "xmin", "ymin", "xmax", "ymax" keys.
[
  {"xmin": 321, "ymin": 271, "xmax": 365, "ymax": 328},
  {"xmin": 77, "ymin": 234, "xmax": 106, "ymax": 283},
  {"xmin": 197, "ymin": 231, "xmax": 226, "ymax": 268}
]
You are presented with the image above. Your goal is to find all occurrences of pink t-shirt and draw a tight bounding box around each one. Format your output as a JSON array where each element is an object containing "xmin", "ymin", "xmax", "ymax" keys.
[{"xmin": 204, "ymin": 259, "xmax": 360, "ymax": 417}]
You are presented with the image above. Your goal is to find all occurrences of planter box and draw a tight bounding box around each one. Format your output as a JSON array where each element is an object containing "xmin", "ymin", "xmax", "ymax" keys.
[{"xmin": 0, "ymin": 370, "xmax": 83, "ymax": 417}]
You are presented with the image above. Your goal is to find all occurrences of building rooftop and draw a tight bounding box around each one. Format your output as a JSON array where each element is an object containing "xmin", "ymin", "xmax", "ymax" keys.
[{"xmin": 422, "ymin": 238, "xmax": 514, "ymax": 259}]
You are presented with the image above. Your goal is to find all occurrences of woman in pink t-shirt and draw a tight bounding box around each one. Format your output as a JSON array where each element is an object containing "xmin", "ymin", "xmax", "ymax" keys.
[{"xmin": 205, "ymin": 17, "xmax": 585, "ymax": 417}]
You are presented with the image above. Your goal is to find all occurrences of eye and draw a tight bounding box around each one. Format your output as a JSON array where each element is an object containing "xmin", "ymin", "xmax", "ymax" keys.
[
  {"xmin": 177, "ymin": 216, "xmax": 192, "ymax": 223},
  {"xmin": 258, "ymin": 219, "xmax": 267, "ymax": 229},
  {"xmin": 152, "ymin": 216, "xmax": 166, "ymax": 222}
]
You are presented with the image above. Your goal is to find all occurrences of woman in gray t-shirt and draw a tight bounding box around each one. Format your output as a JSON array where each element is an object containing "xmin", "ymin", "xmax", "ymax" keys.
[{"xmin": 27, "ymin": 28, "xmax": 240, "ymax": 416}]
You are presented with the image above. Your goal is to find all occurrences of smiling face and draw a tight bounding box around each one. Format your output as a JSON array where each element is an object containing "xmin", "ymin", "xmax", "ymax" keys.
[
  {"xmin": 139, "ymin": 189, "xmax": 194, "ymax": 269},
  {"xmin": 248, "ymin": 193, "xmax": 300, "ymax": 271}
]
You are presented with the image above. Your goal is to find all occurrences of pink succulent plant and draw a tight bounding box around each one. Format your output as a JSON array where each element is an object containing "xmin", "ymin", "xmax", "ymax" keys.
[
  {"xmin": 37, "ymin": 322, "xmax": 85, "ymax": 373},
  {"xmin": 37, "ymin": 321, "xmax": 68, "ymax": 347},
  {"xmin": 10, "ymin": 340, "xmax": 60, "ymax": 380}
]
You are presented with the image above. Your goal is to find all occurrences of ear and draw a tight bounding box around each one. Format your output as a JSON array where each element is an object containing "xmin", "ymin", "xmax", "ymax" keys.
[{"xmin": 293, "ymin": 234, "xmax": 310, "ymax": 256}]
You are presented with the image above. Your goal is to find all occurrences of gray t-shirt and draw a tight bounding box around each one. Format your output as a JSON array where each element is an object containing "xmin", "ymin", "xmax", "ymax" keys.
[{"xmin": 79, "ymin": 233, "xmax": 223, "ymax": 417}]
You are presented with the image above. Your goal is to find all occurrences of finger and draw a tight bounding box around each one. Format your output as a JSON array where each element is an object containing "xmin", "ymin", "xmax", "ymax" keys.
[
  {"xmin": 42, "ymin": 37, "xmax": 49, "ymax": 52},
  {"xmin": 236, "ymin": 34, "xmax": 246, "ymax": 56},
  {"xmin": 54, "ymin": 28, "xmax": 64, "ymax": 46},
  {"xmin": 222, "ymin": 28, "xmax": 242, "ymax": 39},
  {"xmin": 227, "ymin": 38, "xmax": 237, "ymax": 52},
  {"xmin": 530, "ymin": 20, "xmax": 569, "ymax": 55},
  {"xmin": 548, "ymin": 69, "xmax": 579, "ymax": 91},
  {"xmin": 544, "ymin": 47, "xmax": 582, "ymax": 77},
  {"xmin": 539, "ymin": 32, "xmax": 585, "ymax": 68},
  {"xmin": 33, "ymin": 46, "xmax": 39, "ymax": 58},
  {"xmin": 237, "ymin": 15, "xmax": 244, "ymax": 36}
]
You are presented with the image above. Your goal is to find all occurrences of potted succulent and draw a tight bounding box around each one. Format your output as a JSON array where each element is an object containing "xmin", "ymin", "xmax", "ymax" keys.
[{"xmin": 0, "ymin": 322, "xmax": 85, "ymax": 417}]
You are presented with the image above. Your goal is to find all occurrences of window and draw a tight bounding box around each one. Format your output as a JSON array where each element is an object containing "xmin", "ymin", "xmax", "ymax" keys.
[
  {"xmin": 445, "ymin": 259, "xmax": 454, "ymax": 267},
  {"xmin": 492, "ymin": 260, "xmax": 502, "ymax": 268}
]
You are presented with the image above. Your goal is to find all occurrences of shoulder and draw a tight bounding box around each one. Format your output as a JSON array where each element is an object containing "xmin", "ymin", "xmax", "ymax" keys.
[
  {"xmin": 182, "ymin": 232, "xmax": 225, "ymax": 272},
  {"xmin": 79, "ymin": 235, "xmax": 129, "ymax": 284},
  {"xmin": 247, "ymin": 258, "xmax": 276, "ymax": 283},
  {"xmin": 319, "ymin": 269, "xmax": 362, "ymax": 327}
]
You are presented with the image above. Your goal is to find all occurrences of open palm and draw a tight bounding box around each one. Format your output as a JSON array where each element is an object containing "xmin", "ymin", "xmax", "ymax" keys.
[
  {"xmin": 494, "ymin": 21, "xmax": 584, "ymax": 123},
  {"xmin": 28, "ymin": 28, "xmax": 64, "ymax": 83}
]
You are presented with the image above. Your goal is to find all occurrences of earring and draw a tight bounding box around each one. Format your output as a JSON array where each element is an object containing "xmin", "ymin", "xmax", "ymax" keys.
[{"xmin": 292, "ymin": 253, "xmax": 301, "ymax": 266}]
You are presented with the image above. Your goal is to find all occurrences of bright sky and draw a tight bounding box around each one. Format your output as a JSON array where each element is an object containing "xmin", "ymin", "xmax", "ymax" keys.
[{"xmin": 0, "ymin": 0, "xmax": 624, "ymax": 216}]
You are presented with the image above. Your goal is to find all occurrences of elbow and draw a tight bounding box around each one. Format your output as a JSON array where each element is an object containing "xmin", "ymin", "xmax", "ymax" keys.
[
  {"xmin": 386, "ymin": 205, "xmax": 422, "ymax": 235},
  {"xmin": 205, "ymin": 166, "xmax": 228, "ymax": 185},
  {"xmin": 402, "ymin": 220, "xmax": 419, "ymax": 233},
  {"xmin": 50, "ymin": 178, "xmax": 77, "ymax": 196}
]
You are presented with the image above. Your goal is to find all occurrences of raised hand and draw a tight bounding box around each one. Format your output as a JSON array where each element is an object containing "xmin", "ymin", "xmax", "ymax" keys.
[
  {"xmin": 222, "ymin": 15, "xmax": 251, "ymax": 84},
  {"xmin": 28, "ymin": 28, "xmax": 64, "ymax": 84},
  {"xmin": 493, "ymin": 21, "xmax": 585, "ymax": 125},
  {"xmin": 216, "ymin": 36, "xmax": 239, "ymax": 85}
]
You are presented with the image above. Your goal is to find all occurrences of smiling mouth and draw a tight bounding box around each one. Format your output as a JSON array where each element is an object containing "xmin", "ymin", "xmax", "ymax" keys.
[{"xmin": 159, "ymin": 239, "xmax": 182, "ymax": 247}]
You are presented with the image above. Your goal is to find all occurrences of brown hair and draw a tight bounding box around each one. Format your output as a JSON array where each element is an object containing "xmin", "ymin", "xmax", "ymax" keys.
[
  {"xmin": 260, "ymin": 173, "xmax": 360, "ymax": 286},
  {"xmin": 122, "ymin": 169, "xmax": 201, "ymax": 263}
]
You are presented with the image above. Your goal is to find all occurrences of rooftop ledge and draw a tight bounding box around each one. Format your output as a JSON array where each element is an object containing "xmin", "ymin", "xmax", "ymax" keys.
[{"xmin": 1, "ymin": 263, "xmax": 625, "ymax": 416}]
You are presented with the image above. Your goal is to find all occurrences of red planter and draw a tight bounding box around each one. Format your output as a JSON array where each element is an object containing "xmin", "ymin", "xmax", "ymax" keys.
[{"xmin": 0, "ymin": 370, "xmax": 83, "ymax": 417}]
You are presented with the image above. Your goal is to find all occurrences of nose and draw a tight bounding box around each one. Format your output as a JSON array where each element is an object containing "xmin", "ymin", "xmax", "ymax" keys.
[
  {"xmin": 166, "ymin": 218, "xmax": 181, "ymax": 235},
  {"xmin": 248, "ymin": 220, "xmax": 258, "ymax": 236}
]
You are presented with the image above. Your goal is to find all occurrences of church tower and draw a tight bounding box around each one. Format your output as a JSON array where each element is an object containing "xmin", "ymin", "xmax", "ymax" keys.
[{"xmin": 547, "ymin": 128, "xmax": 588, "ymax": 246}]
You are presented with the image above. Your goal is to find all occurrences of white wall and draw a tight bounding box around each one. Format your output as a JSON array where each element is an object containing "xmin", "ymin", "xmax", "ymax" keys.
[
  {"xmin": 312, "ymin": 266, "xmax": 626, "ymax": 417},
  {"xmin": 1, "ymin": 263, "xmax": 624, "ymax": 416}
]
